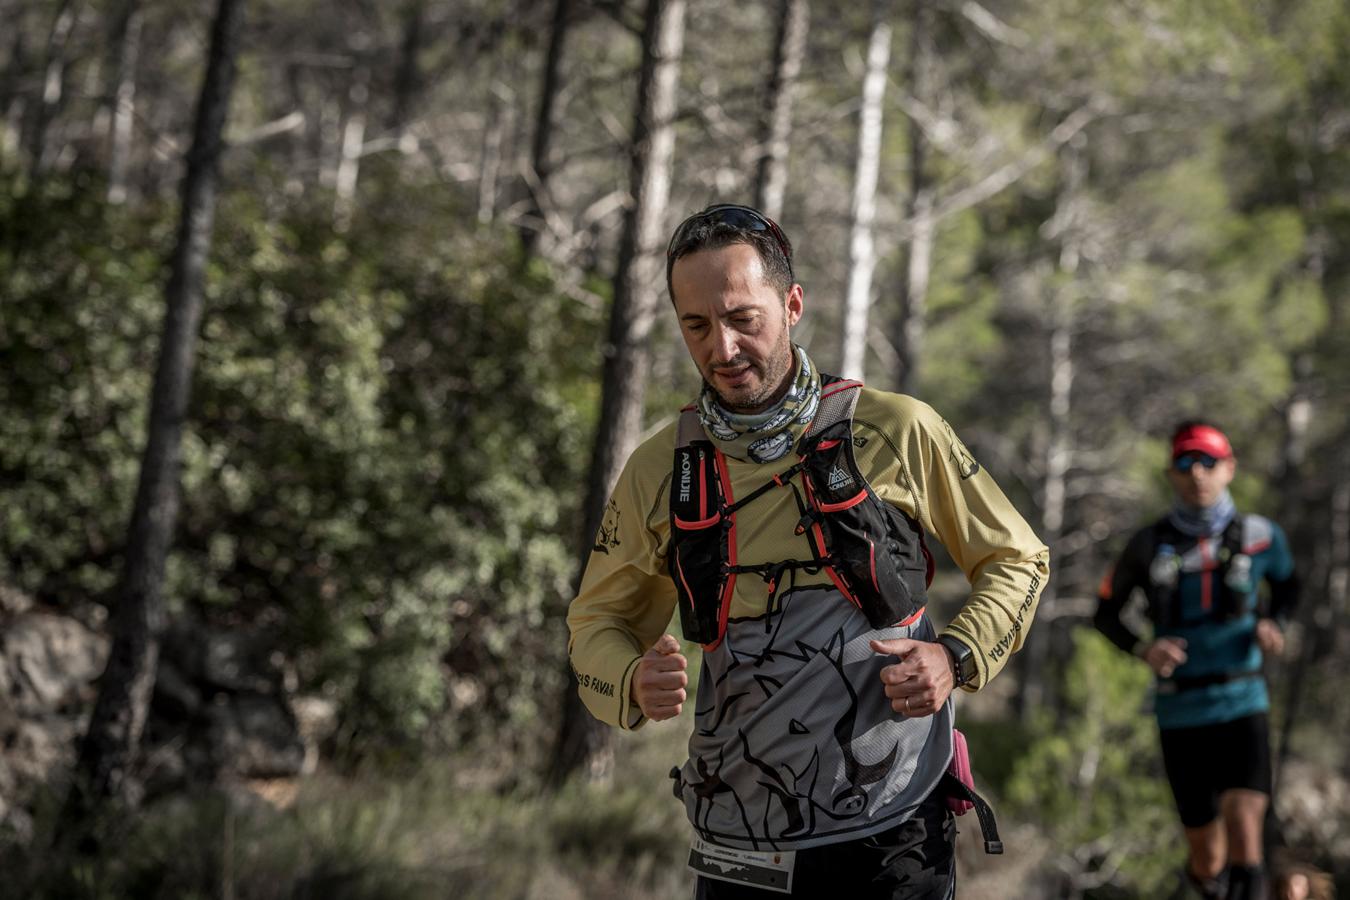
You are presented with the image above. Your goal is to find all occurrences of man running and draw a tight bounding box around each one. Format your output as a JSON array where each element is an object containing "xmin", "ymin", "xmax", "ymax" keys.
[
  {"xmin": 567, "ymin": 204, "xmax": 1049, "ymax": 897},
  {"xmin": 1095, "ymin": 422, "xmax": 1300, "ymax": 900}
]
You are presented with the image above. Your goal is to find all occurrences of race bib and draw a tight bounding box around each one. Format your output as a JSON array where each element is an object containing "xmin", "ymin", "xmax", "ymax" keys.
[{"xmin": 687, "ymin": 836, "xmax": 796, "ymax": 893}]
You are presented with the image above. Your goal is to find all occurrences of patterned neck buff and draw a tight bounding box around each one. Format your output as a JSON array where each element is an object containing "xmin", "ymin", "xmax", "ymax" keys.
[
  {"xmin": 1169, "ymin": 488, "xmax": 1237, "ymax": 537},
  {"xmin": 697, "ymin": 345, "xmax": 821, "ymax": 463}
]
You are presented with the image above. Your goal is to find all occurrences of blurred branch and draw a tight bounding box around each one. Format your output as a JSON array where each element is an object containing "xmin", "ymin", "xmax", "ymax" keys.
[
  {"xmin": 910, "ymin": 99, "xmax": 1110, "ymax": 238},
  {"xmin": 230, "ymin": 110, "xmax": 304, "ymax": 145},
  {"xmin": 550, "ymin": 188, "xmax": 629, "ymax": 262},
  {"xmin": 955, "ymin": 0, "xmax": 1029, "ymax": 48}
]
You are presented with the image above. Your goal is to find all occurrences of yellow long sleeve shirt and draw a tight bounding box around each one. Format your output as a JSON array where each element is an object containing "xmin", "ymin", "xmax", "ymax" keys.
[{"xmin": 567, "ymin": 386, "xmax": 1049, "ymax": 731}]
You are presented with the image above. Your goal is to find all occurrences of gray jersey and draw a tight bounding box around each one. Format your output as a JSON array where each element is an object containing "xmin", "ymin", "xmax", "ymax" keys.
[{"xmin": 675, "ymin": 585, "xmax": 954, "ymax": 851}]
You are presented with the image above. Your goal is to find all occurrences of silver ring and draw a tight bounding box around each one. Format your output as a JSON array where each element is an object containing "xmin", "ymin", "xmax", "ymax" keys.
[{"xmin": 904, "ymin": 696, "xmax": 911, "ymax": 712}]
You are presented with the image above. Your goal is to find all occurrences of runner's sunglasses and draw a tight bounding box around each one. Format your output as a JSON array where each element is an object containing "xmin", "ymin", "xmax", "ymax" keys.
[
  {"xmin": 666, "ymin": 204, "xmax": 793, "ymax": 267},
  {"xmin": 1173, "ymin": 453, "xmax": 1219, "ymax": 473}
]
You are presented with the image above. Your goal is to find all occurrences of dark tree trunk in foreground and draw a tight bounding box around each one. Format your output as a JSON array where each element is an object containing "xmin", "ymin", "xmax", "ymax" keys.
[
  {"xmin": 63, "ymin": 0, "xmax": 245, "ymax": 836},
  {"xmin": 520, "ymin": 0, "xmax": 573, "ymax": 255},
  {"xmin": 549, "ymin": 0, "xmax": 686, "ymax": 787},
  {"xmin": 752, "ymin": 0, "xmax": 808, "ymax": 223}
]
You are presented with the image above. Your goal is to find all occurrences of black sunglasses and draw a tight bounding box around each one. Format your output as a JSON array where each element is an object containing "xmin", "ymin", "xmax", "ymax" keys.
[
  {"xmin": 1173, "ymin": 453, "xmax": 1219, "ymax": 473},
  {"xmin": 666, "ymin": 204, "xmax": 793, "ymax": 267}
]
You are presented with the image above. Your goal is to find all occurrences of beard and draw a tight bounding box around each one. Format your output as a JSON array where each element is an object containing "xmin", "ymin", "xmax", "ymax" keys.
[{"xmin": 709, "ymin": 332, "xmax": 796, "ymax": 414}]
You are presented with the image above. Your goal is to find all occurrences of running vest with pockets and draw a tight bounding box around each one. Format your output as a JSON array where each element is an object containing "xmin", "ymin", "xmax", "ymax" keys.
[
  {"xmin": 1146, "ymin": 515, "xmax": 1253, "ymax": 629},
  {"xmin": 1146, "ymin": 514, "xmax": 1271, "ymax": 694},
  {"xmin": 668, "ymin": 375, "xmax": 934, "ymax": 650}
]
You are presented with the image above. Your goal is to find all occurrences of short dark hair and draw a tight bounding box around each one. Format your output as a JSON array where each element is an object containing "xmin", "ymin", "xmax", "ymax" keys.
[{"xmin": 665, "ymin": 210, "xmax": 794, "ymax": 303}]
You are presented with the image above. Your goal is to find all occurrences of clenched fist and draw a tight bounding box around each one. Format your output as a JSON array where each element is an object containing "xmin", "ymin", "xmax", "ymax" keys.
[{"xmin": 631, "ymin": 634, "xmax": 688, "ymax": 721}]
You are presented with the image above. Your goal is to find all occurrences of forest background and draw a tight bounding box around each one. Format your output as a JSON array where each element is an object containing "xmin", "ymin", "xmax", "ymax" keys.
[{"xmin": 0, "ymin": 0, "xmax": 1347, "ymax": 897}]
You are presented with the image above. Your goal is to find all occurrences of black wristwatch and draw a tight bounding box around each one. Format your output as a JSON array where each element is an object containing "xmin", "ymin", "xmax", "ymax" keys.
[{"xmin": 936, "ymin": 635, "xmax": 977, "ymax": 688}]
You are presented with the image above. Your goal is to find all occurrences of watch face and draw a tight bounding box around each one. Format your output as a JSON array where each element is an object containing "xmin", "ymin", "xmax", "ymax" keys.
[{"xmin": 940, "ymin": 637, "xmax": 975, "ymax": 685}]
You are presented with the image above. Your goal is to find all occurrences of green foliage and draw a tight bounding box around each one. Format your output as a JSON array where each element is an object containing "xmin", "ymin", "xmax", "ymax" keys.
[
  {"xmin": 0, "ymin": 174, "xmax": 167, "ymax": 601},
  {"xmin": 0, "ymin": 167, "xmax": 600, "ymax": 759},
  {"xmin": 1005, "ymin": 629, "xmax": 1182, "ymax": 895},
  {"xmin": 4, "ymin": 739, "xmax": 694, "ymax": 900}
]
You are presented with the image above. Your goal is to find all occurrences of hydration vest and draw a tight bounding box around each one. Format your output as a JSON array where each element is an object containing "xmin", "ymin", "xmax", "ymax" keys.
[
  {"xmin": 668, "ymin": 376, "xmax": 934, "ymax": 650},
  {"xmin": 1146, "ymin": 514, "xmax": 1259, "ymax": 630}
]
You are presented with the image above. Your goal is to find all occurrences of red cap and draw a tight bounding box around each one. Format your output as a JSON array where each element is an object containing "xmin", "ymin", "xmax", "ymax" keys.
[{"xmin": 1171, "ymin": 424, "xmax": 1232, "ymax": 460}]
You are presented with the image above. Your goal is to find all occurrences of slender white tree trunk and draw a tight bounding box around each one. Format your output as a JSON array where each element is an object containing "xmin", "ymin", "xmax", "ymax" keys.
[
  {"xmin": 333, "ymin": 62, "xmax": 369, "ymax": 232},
  {"xmin": 1018, "ymin": 141, "xmax": 1083, "ymax": 722},
  {"xmin": 107, "ymin": 4, "xmax": 142, "ymax": 204},
  {"xmin": 839, "ymin": 16, "xmax": 890, "ymax": 380},
  {"xmin": 478, "ymin": 80, "xmax": 510, "ymax": 224}
]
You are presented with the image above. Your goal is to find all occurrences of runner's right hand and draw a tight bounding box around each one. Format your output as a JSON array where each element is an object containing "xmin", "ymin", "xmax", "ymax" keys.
[
  {"xmin": 631, "ymin": 634, "xmax": 688, "ymax": 721},
  {"xmin": 1141, "ymin": 637, "xmax": 1188, "ymax": 677}
]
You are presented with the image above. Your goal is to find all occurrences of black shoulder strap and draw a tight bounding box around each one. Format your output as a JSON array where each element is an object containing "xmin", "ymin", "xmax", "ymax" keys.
[
  {"xmin": 676, "ymin": 407, "xmax": 704, "ymax": 449},
  {"xmin": 1221, "ymin": 513, "xmax": 1245, "ymax": 558},
  {"xmin": 1150, "ymin": 514, "xmax": 1184, "ymax": 549}
]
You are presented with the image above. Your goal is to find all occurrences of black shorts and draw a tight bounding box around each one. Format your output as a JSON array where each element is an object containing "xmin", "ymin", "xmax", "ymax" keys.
[
  {"xmin": 693, "ymin": 791, "xmax": 955, "ymax": 900},
  {"xmin": 1158, "ymin": 713, "xmax": 1272, "ymax": 828}
]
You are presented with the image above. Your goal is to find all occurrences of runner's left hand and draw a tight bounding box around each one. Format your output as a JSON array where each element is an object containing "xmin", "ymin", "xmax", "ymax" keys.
[
  {"xmin": 869, "ymin": 638, "xmax": 954, "ymax": 718},
  {"xmin": 1255, "ymin": 618, "xmax": 1285, "ymax": 657}
]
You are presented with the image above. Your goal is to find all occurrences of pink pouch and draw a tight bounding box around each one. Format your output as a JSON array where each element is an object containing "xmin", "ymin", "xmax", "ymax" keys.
[{"xmin": 946, "ymin": 728, "xmax": 975, "ymax": 815}]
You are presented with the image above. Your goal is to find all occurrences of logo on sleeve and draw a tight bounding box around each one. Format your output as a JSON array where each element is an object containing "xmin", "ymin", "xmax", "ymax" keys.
[
  {"xmin": 594, "ymin": 498, "xmax": 622, "ymax": 554},
  {"xmin": 943, "ymin": 421, "xmax": 980, "ymax": 480}
]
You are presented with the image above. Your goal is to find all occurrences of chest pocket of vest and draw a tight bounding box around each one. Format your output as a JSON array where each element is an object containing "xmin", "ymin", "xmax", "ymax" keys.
[
  {"xmin": 670, "ymin": 441, "xmax": 731, "ymax": 645},
  {"xmin": 800, "ymin": 421, "xmax": 930, "ymax": 630}
]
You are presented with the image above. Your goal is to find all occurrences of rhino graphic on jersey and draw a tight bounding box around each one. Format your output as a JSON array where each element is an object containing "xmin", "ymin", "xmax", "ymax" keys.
[{"xmin": 676, "ymin": 585, "xmax": 953, "ymax": 851}]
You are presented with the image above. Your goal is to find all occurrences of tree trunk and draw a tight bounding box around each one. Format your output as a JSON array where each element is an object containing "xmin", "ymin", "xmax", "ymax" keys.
[
  {"xmin": 1272, "ymin": 208, "xmax": 1334, "ymax": 788},
  {"xmin": 317, "ymin": 94, "xmax": 341, "ymax": 189},
  {"xmin": 892, "ymin": 0, "xmax": 934, "ymax": 396},
  {"xmin": 549, "ymin": 0, "xmax": 686, "ymax": 787},
  {"xmin": 387, "ymin": 0, "xmax": 424, "ymax": 135},
  {"xmin": 1276, "ymin": 450, "xmax": 1350, "ymax": 786},
  {"xmin": 520, "ymin": 0, "xmax": 573, "ymax": 255},
  {"xmin": 839, "ymin": 11, "xmax": 890, "ymax": 381},
  {"xmin": 26, "ymin": 0, "xmax": 79, "ymax": 175},
  {"xmin": 477, "ymin": 77, "xmax": 509, "ymax": 225},
  {"xmin": 1017, "ymin": 141, "xmax": 1083, "ymax": 723},
  {"xmin": 1325, "ymin": 454, "xmax": 1350, "ymax": 632},
  {"xmin": 751, "ymin": 0, "xmax": 808, "ymax": 223},
  {"xmin": 1, "ymin": 18, "xmax": 28, "ymax": 163},
  {"xmin": 104, "ymin": 0, "xmax": 142, "ymax": 204},
  {"xmin": 63, "ymin": 0, "xmax": 245, "ymax": 836},
  {"xmin": 334, "ymin": 58, "xmax": 369, "ymax": 232}
]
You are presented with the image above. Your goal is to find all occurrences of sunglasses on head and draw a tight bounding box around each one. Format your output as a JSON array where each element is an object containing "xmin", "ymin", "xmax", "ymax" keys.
[
  {"xmin": 666, "ymin": 204, "xmax": 793, "ymax": 267},
  {"xmin": 1173, "ymin": 453, "xmax": 1219, "ymax": 473}
]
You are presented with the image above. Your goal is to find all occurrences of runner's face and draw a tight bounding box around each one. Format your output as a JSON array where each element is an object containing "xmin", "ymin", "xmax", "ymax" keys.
[
  {"xmin": 1167, "ymin": 455, "xmax": 1236, "ymax": 508},
  {"xmin": 670, "ymin": 243, "xmax": 803, "ymax": 414}
]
